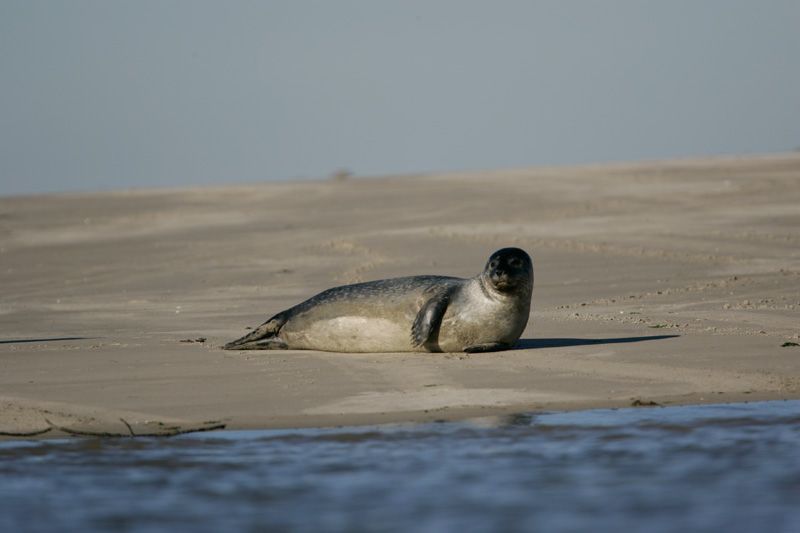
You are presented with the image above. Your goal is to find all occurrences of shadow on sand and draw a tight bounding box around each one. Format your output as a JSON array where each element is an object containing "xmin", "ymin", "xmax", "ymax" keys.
[
  {"xmin": 0, "ymin": 337, "xmax": 91, "ymax": 345},
  {"xmin": 514, "ymin": 335, "xmax": 679, "ymax": 350}
]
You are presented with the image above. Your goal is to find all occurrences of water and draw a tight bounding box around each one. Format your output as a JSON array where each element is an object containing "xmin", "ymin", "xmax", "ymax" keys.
[{"xmin": 1, "ymin": 401, "xmax": 799, "ymax": 533}]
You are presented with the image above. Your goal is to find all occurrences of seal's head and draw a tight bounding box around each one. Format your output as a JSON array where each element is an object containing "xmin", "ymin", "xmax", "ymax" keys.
[{"xmin": 483, "ymin": 247, "xmax": 533, "ymax": 293}]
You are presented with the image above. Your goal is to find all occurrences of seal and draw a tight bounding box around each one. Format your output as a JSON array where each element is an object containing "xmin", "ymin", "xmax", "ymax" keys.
[{"xmin": 223, "ymin": 247, "xmax": 533, "ymax": 353}]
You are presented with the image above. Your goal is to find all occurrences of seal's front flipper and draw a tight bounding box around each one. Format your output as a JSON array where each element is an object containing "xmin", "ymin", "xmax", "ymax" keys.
[
  {"xmin": 463, "ymin": 342, "xmax": 512, "ymax": 353},
  {"xmin": 411, "ymin": 288, "xmax": 454, "ymax": 350},
  {"xmin": 223, "ymin": 311, "xmax": 289, "ymax": 350}
]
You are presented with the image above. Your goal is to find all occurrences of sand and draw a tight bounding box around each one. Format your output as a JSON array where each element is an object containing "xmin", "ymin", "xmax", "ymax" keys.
[{"xmin": 2, "ymin": 154, "xmax": 799, "ymax": 438}]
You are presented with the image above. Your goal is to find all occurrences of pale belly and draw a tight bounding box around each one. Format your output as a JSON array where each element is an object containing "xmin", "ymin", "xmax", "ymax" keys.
[{"xmin": 282, "ymin": 315, "xmax": 416, "ymax": 352}]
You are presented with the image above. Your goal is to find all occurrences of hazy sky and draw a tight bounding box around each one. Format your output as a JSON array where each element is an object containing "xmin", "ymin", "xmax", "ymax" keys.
[{"xmin": 2, "ymin": 1, "xmax": 799, "ymax": 196}]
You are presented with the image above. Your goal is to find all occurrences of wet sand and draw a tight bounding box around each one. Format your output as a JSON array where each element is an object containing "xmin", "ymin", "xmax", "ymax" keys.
[{"xmin": 2, "ymin": 154, "xmax": 799, "ymax": 438}]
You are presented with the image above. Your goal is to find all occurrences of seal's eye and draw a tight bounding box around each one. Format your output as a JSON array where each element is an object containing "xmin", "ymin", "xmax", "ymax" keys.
[
  {"xmin": 508, "ymin": 257, "xmax": 522, "ymax": 268},
  {"xmin": 489, "ymin": 260, "xmax": 499, "ymax": 269}
]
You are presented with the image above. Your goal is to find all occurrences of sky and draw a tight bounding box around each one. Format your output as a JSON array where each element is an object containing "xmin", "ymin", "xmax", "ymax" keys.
[{"xmin": 1, "ymin": 1, "xmax": 799, "ymax": 196}]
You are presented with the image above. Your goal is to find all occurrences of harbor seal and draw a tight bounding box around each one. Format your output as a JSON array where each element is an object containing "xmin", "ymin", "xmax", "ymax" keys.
[{"xmin": 223, "ymin": 247, "xmax": 533, "ymax": 353}]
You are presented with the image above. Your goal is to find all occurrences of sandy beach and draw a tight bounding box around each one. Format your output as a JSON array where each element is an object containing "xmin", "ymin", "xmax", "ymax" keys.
[{"xmin": 1, "ymin": 154, "xmax": 799, "ymax": 438}]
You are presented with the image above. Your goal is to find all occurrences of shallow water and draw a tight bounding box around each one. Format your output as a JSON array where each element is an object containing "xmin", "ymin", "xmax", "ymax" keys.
[{"xmin": 2, "ymin": 401, "xmax": 799, "ymax": 533}]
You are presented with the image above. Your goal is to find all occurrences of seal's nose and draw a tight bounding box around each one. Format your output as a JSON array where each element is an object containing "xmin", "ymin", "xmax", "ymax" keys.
[{"xmin": 491, "ymin": 268, "xmax": 509, "ymax": 285}]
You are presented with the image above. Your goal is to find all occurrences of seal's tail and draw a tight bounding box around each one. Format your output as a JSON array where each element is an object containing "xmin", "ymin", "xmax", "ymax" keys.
[{"xmin": 223, "ymin": 312, "xmax": 288, "ymax": 350}]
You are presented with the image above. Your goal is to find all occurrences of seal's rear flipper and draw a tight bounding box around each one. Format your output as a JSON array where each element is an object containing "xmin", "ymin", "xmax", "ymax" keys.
[
  {"xmin": 222, "ymin": 312, "xmax": 289, "ymax": 350},
  {"xmin": 224, "ymin": 337, "xmax": 288, "ymax": 350}
]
